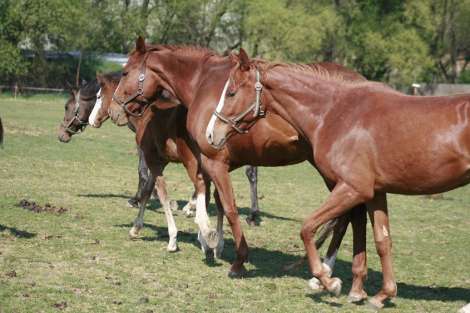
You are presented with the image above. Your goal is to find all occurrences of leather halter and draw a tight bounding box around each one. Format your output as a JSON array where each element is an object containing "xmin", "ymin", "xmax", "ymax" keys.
[
  {"xmin": 112, "ymin": 53, "xmax": 152, "ymax": 118},
  {"xmin": 212, "ymin": 69, "xmax": 265, "ymax": 134},
  {"xmin": 62, "ymin": 92, "xmax": 89, "ymax": 134}
]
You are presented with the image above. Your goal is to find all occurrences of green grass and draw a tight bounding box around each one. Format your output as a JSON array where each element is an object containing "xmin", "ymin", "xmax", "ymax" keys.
[{"xmin": 1, "ymin": 95, "xmax": 470, "ymax": 313}]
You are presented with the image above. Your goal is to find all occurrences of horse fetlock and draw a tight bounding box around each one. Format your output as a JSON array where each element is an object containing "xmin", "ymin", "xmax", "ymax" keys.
[
  {"xmin": 382, "ymin": 282, "xmax": 397, "ymax": 298},
  {"xmin": 214, "ymin": 239, "xmax": 224, "ymax": 259},
  {"xmin": 307, "ymin": 277, "xmax": 325, "ymax": 292},
  {"xmin": 129, "ymin": 225, "xmax": 142, "ymax": 238},
  {"xmin": 167, "ymin": 238, "xmax": 179, "ymax": 252},
  {"xmin": 327, "ymin": 277, "xmax": 342, "ymax": 297}
]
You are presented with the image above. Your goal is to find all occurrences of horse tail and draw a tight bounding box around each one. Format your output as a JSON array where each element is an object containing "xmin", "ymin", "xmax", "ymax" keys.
[
  {"xmin": 0, "ymin": 117, "xmax": 3, "ymax": 148},
  {"xmin": 314, "ymin": 218, "xmax": 337, "ymax": 249}
]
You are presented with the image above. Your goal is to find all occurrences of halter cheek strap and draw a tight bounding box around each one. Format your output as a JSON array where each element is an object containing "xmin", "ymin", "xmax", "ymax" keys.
[
  {"xmin": 62, "ymin": 91, "xmax": 89, "ymax": 134},
  {"xmin": 212, "ymin": 68, "xmax": 264, "ymax": 134},
  {"xmin": 112, "ymin": 53, "xmax": 152, "ymax": 118}
]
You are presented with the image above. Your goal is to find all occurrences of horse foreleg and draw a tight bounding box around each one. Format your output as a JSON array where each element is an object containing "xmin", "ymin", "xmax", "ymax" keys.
[
  {"xmin": 154, "ymin": 173, "xmax": 178, "ymax": 252},
  {"xmin": 301, "ymin": 181, "xmax": 368, "ymax": 296},
  {"xmin": 202, "ymin": 155, "xmax": 248, "ymax": 277},
  {"xmin": 367, "ymin": 193, "xmax": 396, "ymax": 309},
  {"xmin": 245, "ymin": 166, "xmax": 260, "ymax": 226}
]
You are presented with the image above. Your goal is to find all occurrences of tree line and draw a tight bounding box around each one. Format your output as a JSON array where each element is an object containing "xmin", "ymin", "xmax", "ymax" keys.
[{"xmin": 0, "ymin": 0, "xmax": 469, "ymax": 89}]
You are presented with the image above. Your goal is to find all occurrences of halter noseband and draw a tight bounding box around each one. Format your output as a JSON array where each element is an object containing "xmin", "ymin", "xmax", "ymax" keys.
[
  {"xmin": 112, "ymin": 53, "xmax": 152, "ymax": 118},
  {"xmin": 213, "ymin": 69, "xmax": 265, "ymax": 134},
  {"xmin": 62, "ymin": 92, "xmax": 89, "ymax": 134}
]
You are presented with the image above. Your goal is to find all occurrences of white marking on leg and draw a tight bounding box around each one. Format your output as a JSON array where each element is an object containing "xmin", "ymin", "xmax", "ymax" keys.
[
  {"xmin": 89, "ymin": 88, "xmax": 102, "ymax": 127},
  {"xmin": 382, "ymin": 225, "xmax": 389, "ymax": 237},
  {"xmin": 205, "ymin": 79, "xmax": 230, "ymax": 144},
  {"xmin": 459, "ymin": 303, "xmax": 470, "ymax": 313},
  {"xmin": 163, "ymin": 201, "xmax": 178, "ymax": 252},
  {"xmin": 323, "ymin": 249, "xmax": 338, "ymax": 273}
]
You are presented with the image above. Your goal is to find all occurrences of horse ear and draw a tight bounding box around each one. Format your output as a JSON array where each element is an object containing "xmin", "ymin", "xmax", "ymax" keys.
[
  {"xmin": 136, "ymin": 36, "xmax": 146, "ymax": 54},
  {"xmin": 238, "ymin": 48, "xmax": 251, "ymax": 71}
]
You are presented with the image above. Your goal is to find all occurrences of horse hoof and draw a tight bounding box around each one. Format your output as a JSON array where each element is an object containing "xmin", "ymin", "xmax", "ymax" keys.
[
  {"xmin": 167, "ymin": 244, "xmax": 179, "ymax": 253},
  {"xmin": 348, "ymin": 291, "xmax": 367, "ymax": 303},
  {"xmin": 228, "ymin": 266, "xmax": 246, "ymax": 278},
  {"xmin": 308, "ymin": 277, "xmax": 324, "ymax": 292},
  {"xmin": 127, "ymin": 199, "xmax": 139, "ymax": 208},
  {"xmin": 128, "ymin": 226, "xmax": 141, "ymax": 239},
  {"xmin": 169, "ymin": 200, "xmax": 178, "ymax": 211},
  {"xmin": 367, "ymin": 298, "xmax": 384, "ymax": 311},
  {"xmin": 328, "ymin": 277, "xmax": 342, "ymax": 297}
]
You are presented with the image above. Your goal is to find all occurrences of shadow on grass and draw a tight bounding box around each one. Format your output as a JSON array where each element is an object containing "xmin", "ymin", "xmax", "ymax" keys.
[
  {"xmin": 113, "ymin": 222, "xmax": 470, "ymax": 304},
  {"xmin": 0, "ymin": 224, "xmax": 36, "ymax": 238},
  {"xmin": 78, "ymin": 193, "xmax": 131, "ymax": 199}
]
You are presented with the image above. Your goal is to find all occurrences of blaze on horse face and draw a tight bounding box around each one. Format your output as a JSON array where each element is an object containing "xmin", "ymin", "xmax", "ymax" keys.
[{"xmin": 206, "ymin": 49, "xmax": 265, "ymax": 149}]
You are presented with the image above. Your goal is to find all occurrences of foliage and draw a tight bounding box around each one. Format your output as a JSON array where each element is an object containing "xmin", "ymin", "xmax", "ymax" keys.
[{"xmin": 0, "ymin": 0, "xmax": 469, "ymax": 88}]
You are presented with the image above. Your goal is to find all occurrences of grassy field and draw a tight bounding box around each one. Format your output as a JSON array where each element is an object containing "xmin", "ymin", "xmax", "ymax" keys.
[{"xmin": 1, "ymin": 94, "xmax": 470, "ymax": 313}]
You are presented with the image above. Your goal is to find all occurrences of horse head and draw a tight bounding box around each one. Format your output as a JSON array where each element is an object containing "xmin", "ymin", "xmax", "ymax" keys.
[
  {"xmin": 206, "ymin": 48, "xmax": 266, "ymax": 149},
  {"xmin": 89, "ymin": 72, "xmax": 122, "ymax": 128},
  {"xmin": 109, "ymin": 37, "xmax": 179, "ymax": 126}
]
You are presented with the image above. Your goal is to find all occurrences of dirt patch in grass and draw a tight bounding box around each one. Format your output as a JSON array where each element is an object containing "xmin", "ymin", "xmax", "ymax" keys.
[{"xmin": 17, "ymin": 199, "xmax": 69, "ymax": 214}]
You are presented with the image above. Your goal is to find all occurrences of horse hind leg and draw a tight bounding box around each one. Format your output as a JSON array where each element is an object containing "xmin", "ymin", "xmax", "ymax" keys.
[
  {"xmin": 129, "ymin": 171, "xmax": 155, "ymax": 238},
  {"xmin": 301, "ymin": 181, "xmax": 370, "ymax": 296},
  {"xmin": 129, "ymin": 146, "xmax": 152, "ymax": 208},
  {"xmin": 245, "ymin": 166, "xmax": 260, "ymax": 226},
  {"xmin": 348, "ymin": 204, "xmax": 368, "ymax": 303},
  {"xmin": 367, "ymin": 193, "xmax": 397, "ymax": 309}
]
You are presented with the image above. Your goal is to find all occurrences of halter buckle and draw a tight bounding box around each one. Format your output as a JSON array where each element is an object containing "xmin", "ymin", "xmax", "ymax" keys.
[{"xmin": 138, "ymin": 73, "xmax": 145, "ymax": 82}]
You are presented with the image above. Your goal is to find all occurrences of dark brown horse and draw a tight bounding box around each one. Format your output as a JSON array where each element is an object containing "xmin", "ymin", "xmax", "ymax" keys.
[
  {"xmin": 209, "ymin": 51, "xmax": 470, "ymax": 309},
  {"xmin": 107, "ymin": 38, "xmax": 369, "ymax": 301},
  {"xmin": 57, "ymin": 78, "xmax": 156, "ymax": 209}
]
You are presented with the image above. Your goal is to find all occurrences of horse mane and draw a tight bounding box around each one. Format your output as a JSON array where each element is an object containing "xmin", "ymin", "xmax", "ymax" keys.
[
  {"xmin": 257, "ymin": 61, "xmax": 398, "ymax": 93},
  {"xmin": 128, "ymin": 43, "xmax": 219, "ymax": 59},
  {"xmin": 101, "ymin": 71, "xmax": 122, "ymax": 84},
  {"xmin": 79, "ymin": 79, "xmax": 101, "ymax": 99}
]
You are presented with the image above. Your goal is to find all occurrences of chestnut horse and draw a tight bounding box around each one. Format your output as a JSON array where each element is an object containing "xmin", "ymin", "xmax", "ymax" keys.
[
  {"xmin": 107, "ymin": 38, "xmax": 370, "ymax": 301},
  {"xmin": 57, "ymin": 78, "xmax": 156, "ymax": 209},
  {"xmin": 209, "ymin": 52, "xmax": 470, "ymax": 309},
  {"xmin": 90, "ymin": 72, "xmax": 224, "ymax": 255}
]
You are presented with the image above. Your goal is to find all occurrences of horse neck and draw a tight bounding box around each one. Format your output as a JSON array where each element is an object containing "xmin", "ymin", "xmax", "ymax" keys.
[
  {"xmin": 263, "ymin": 68, "xmax": 339, "ymax": 138},
  {"xmin": 149, "ymin": 52, "xmax": 232, "ymax": 108}
]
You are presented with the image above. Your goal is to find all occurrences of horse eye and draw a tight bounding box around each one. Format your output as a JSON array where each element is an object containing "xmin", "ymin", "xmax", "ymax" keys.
[
  {"xmin": 227, "ymin": 91, "xmax": 236, "ymax": 97},
  {"xmin": 122, "ymin": 72, "xmax": 128, "ymax": 77}
]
